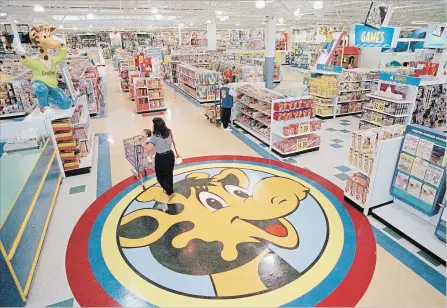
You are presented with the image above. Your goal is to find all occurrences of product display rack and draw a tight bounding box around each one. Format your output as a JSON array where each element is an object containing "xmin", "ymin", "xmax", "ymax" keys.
[
  {"xmin": 233, "ymin": 83, "xmax": 321, "ymax": 157},
  {"xmin": 175, "ymin": 63, "xmax": 220, "ymax": 103},
  {"xmin": 344, "ymin": 125, "xmax": 405, "ymax": 214},
  {"xmin": 371, "ymin": 125, "xmax": 446, "ymax": 263},
  {"xmin": 290, "ymin": 42, "xmax": 323, "ymax": 70},
  {"xmin": 133, "ymin": 77, "xmax": 167, "ymax": 114}
]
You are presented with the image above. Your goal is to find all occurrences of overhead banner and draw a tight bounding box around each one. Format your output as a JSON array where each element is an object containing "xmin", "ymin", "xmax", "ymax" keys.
[
  {"xmin": 379, "ymin": 72, "xmax": 421, "ymax": 87},
  {"xmin": 354, "ymin": 24, "xmax": 400, "ymax": 48},
  {"xmin": 425, "ymin": 24, "xmax": 447, "ymax": 49}
]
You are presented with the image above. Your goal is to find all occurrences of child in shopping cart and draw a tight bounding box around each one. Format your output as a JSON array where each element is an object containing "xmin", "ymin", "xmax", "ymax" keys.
[{"xmin": 141, "ymin": 129, "xmax": 156, "ymax": 168}]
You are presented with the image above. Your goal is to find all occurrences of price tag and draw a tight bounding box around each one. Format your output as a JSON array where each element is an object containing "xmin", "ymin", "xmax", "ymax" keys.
[
  {"xmin": 371, "ymin": 113, "xmax": 382, "ymax": 125},
  {"xmin": 374, "ymin": 101, "xmax": 385, "ymax": 111},
  {"xmin": 299, "ymin": 123, "xmax": 310, "ymax": 134},
  {"xmin": 297, "ymin": 139, "xmax": 309, "ymax": 151}
]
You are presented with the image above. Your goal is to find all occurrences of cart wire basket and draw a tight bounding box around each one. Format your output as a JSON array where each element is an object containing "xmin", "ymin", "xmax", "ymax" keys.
[{"xmin": 123, "ymin": 135, "xmax": 154, "ymax": 189}]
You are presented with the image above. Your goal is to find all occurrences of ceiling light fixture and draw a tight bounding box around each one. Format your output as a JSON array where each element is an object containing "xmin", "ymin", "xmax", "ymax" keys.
[
  {"xmin": 151, "ymin": 7, "xmax": 158, "ymax": 14},
  {"xmin": 294, "ymin": 8, "xmax": 301, "ymax": 16},
  {"xmin": 155, "ymin": 14, "xmax": 163, "ymax": 20},
  {"xmin": 59, "ymin": 24, "xmax": 64, "ymax": 29},
  {"xmin": 87, "ymin": 13, "xmax": 94, "ymax": 19},
  {"xmin": 0, "ymin": 13, "xmax": 6, "ymax": 17},
  {"xmin": 189, "ymin": 21, "xmax": 193, "ymax": 26},
  {"xmin": 313, "ymin": 1, "xmax": 323, "ymax": 10},
  {"xmin": 14, "ymin": 19, "xmax": 18, "ymax": 23},
  {"xmin": 206, "ymin": 20, "xmax": 211, "ymax": 24},
  {"xmin": 236, "ymin": 22, "xmax": 240, "ymax": 26},
  {"xmin": 89, "ymin": 24, "xmax": 93, "ymax": 28},
  {"xmin": 73, "ymin": 26, "xmax": 78, "ymax": 30},
  {"xmin": 215, "ymin": 10, "xmax": 223, "ymax": 15},
  {"xmin": 278, "ymin": 17, "xmax": 284, "ymax": 24},
  {"xmin": 255, "ymin": 0, "xmax": 265, "ymax": 9},
  {"xmin": 34, "ymin": 4, "xmax": 45, "ymax": 12}
]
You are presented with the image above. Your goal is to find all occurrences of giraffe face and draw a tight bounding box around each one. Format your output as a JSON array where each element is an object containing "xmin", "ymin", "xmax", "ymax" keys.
[{"xmin": 30, "ymin": 25, "xmax": 63, "ymax": 51}]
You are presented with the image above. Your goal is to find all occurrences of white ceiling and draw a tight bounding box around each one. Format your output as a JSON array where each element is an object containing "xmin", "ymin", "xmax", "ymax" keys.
[{"xmin": 0, "ymin": 0, "xmax": 446, "ymax": 31}]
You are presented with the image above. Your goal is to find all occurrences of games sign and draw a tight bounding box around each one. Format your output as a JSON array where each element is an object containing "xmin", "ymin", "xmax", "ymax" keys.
[{"xmin": 354, "ymin": 24, "xmax": 400, "ymax": 48}]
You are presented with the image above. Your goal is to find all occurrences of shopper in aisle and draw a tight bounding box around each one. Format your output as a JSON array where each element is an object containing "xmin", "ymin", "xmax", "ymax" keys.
[
  {"xmin": 142, "ymin": 118, "xmax": 179, "ymax": 209},
  {"xmin": 221, "ymin": 80, "xmax": 234, "ymax": 131}
]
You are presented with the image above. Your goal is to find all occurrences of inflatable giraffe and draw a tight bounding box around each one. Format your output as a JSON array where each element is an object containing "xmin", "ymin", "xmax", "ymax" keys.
[{"xmin": 21, "ymin": 24, "xmax": 71, "ymax": 111}]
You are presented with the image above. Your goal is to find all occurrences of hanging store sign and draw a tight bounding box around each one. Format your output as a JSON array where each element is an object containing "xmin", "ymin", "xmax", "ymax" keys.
[
  {"xmin": 316, "ymin": 64, "xmax": 343, "ymax": 73},
  {"xmin": 354, "ymin": 24, "xmax": 400, "ymax": 48},
  {"xmin": 379, "ymin": 72, "xmax": 421, "ymax": 87},
  {"xmin": 425, "ymin": 24, "xmax": 447, "ymax": 49}
]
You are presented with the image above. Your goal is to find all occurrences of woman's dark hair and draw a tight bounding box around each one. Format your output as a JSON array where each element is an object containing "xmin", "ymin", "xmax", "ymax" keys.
[{"xmin": 153, "ymin": 117, "xmax": 171, "ymax": 139}]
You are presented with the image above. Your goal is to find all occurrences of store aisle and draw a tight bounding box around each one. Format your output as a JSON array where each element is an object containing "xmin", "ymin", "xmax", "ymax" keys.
[{"xmin": 24, "ymin": 62, "xmax": 445, "ymax": 308}]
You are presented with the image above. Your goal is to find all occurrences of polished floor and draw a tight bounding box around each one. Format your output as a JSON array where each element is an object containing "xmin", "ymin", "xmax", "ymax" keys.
[{"xmin": 23, "ymin": 63, "xmax": 446, "ymax": 307}]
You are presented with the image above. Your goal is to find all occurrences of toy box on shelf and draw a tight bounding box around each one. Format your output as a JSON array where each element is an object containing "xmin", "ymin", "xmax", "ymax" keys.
[
  {"xmin": 176, "ymin": 63, "xmax": 220, "ymax": 103},
  {"xmin": 345, "ymin": 124, "xmax": 405, "ymax": 214},
  {"xmin": 133, "ymin": 77, "xmax": 166, "ymax": 114},
  {"xmin": 128, "ymin": 71, "xmax": 144, "ymax": 100},
  {"xmin": 372, "ymin": 124, "xmax": 446, "ymax": 262},
  {"xmin": 233, "ymin": 83, "xmax": 321, "ymax": 157},
  {"xmin": 360, "ymin": 72, "xmax": 420, "ymax": 129},
  {"xmin": 119, "ymin": 63, "xmax": 138, "ymax": 92},
  {"xmin": 82, "ymin": 66, "xmax": 104, "ymax": 116}
]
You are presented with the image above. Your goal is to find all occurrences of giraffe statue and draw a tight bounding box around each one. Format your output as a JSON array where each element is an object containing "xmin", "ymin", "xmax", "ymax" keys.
[{"xmin": 21, "ymin": 24, "xmax": 71, "ymax": 111}]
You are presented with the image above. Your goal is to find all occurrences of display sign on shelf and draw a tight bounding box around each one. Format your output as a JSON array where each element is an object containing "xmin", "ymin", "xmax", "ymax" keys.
[
  {"xmin": 378, "ymin": 72, "xmax": 421, "ymax": 87},
  {"xmin": 390, "ymin": 125, "xmax": 446, "ymax": 216},
  {"xmin": 354, "ymin": 24, "xmax": 400, "ymax": 48},
  {"xmin": 316, "ymin": 64, "xmax": 343, "ymax": 73},
  {"xmin": 424, "ymin": 24, "xmax": 447, "ymax": 49}
]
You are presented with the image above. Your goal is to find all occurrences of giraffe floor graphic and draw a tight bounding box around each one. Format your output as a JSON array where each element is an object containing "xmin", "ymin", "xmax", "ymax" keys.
[{"xmin": 66, "ymin": 156, "xmax": 376, "ymax": 307}]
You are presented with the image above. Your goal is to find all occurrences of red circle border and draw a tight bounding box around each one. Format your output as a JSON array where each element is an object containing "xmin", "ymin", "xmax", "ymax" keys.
[{"xmin": 66, "ymin": 155, "xmax": 376, "ymax": 307}]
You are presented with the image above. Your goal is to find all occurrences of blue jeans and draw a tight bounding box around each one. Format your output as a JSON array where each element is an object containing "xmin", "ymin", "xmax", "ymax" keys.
[{"xmin": 31, "ymin": 80, "xmax": 72, "ymax": 110}]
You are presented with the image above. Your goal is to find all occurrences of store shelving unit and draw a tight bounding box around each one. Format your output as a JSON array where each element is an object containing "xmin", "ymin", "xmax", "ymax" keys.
[
  {"xmin": 290, "ymin": 41, "xmax": 323, "ymax": 70},
  {"xmin": 133, "ymin": 77, "xmax": 167, "ymax": 114},
  {"xmin": 359, "ymin": 72, "xmax": 419, "ymax": 129},
  {"xmin": 233, "ymin": 83, "xmax": 321, "ymax": 157},
  {"xmin": 175, "ymin": 63, "xmax": 220, "ymax": 103},
  {"xmin": 25, "ymin": 95, "xmax": 95, "ymax": 177},
  {"xmin": 311, "ymin": 67, "xmax": 376, "ymax": 119}
]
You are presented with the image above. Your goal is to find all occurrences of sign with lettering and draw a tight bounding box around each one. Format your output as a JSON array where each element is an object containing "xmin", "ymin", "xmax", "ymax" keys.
[
  {"xmin": 425, "ymin": 24, "xmax": 447, "ymax": 49},
  {"xmin": 379, "ymin": 72, "xmax": 421, "ymax": 87},
  {"xmin": 354, "ymin": 24, "xmax": 400, "ymax": 48},
  {"xmin": 316, "ymin": 64, "xmax": 343, "ymax": 73}
]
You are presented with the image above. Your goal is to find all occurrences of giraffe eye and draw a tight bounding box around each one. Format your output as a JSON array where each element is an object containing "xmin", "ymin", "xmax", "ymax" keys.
[
  {"xmin": 43, "ymin": 35, "xmax": 46, "ymax": 38},
  {"xmin": 225, "ymin": 185, "xmax": 250, "ymax": 198},
  {"xmin": 198, "ymin": 192, "xmax": 227, "ymax": 211}
]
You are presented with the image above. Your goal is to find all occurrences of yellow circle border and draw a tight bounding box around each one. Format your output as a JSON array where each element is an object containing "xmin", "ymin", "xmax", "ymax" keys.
[{"xmin": 101, "ymin": 162, "xmax": 345, "ymax": 307}]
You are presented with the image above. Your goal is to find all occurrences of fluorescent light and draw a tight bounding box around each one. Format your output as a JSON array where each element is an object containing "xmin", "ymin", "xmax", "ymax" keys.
[
  {"xmin": 88, "ymin": 24, "xmax": 93, "ymax": 28},
  {"xmin": 411, "ymin": 21, "xmax": 429, "ymax": 25},
  {"xmin": 206, "ymin": 20, "xmax": 211, "ymax": 24},
  {"xmin": 151, "ymin": 8, "xmax": 158, "ymax": 14},
  {"xmin": 155, "ymin": 14, "xmax": 163, "ymax": 20},
  {"xmin": 59, "ymin": 24, "xmax": 64, "ymax": 29},
  {"xmin": 255, "ymin": 0, "xmax": 265, "ymax": 9},
  {"xmin": 189, "ymin": 21, "xmax": 193, "ymax": 26},
  {"xmin": 215, "ymin": 10, "xmax": 223, "ymax": 15},
  {"xmin": 313, "ymin": 1, "xmax": 323, "ymax": 10},
  {"xmin": 236, "ymin": 22, "xmax": 240, "ymax": 26},
  {"xmin": 34, "ymin": 4, "xmax": 45, "ymax": 12},
  {"xmin": 14, "ymin": 19, "xmax": 18, "ymax": 23},
  {"xmin": 87, "ymin": 13, "xmax": 94, "ymax": 19},
  {"xmin": 73, "ymin": 26, "xmax": 78, "ymax": 30},
  {"xmin": 278, "ymin": 17, "xmax": 284, "ymax": 24},
  {"xmin": 0, "ymin": 12, "xmax": 6, "ymax": 17},
  {"xmin": 294, "ymin": 8, "xmax": 301, "ymax": 16}
]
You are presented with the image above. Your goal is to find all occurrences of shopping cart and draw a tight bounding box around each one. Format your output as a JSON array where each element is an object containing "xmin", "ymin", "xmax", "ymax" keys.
[{"xmin": 123, "ymin": 135, "xmax": 154, "ymax": 189}]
